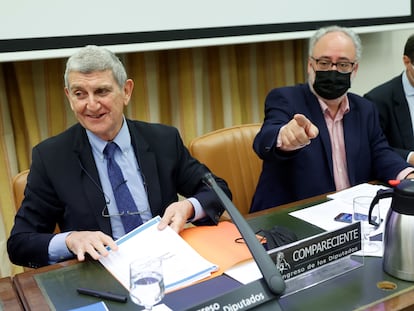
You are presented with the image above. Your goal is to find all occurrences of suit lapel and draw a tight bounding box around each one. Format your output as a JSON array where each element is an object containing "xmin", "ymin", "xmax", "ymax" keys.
[
  {"xmin": 392, "ymin": 78, "xmax": 414, "ymax": 148},
  {"xmin": 303, "ymin": 85, "xmax": 335, "ymax": 179},
  {"xmin": 73, "ymin": 126, "xmax": 112, "ymax": 235},
  {"xmin": 343, "ymin": 97, "xmax": 361, "ymax": 185},
  {"xmin": 127, "ymin": 120, "xmax": 163, "ymax": 216}
]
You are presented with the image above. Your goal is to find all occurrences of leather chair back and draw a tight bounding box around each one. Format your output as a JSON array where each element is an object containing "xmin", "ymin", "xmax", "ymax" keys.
[
  {"xmin": 188, "ymin": 123, "xmax": 262, "ymax": 215},
  {"xmin": 12, "ymin": 169, "xmax": 29, "ymax": 211},
  {"xmin": 12, "ymin": 169, "xmax": 60, "ymax": 233}
]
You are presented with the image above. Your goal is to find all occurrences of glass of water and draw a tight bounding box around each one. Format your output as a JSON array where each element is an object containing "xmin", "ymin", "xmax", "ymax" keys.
[
  {"xmin": 353, "ymin": 196, "xmax": 381, "ymax": 254},
  {"xmin": 129, "ymin": 256, "xmax": 165, "ymax": 310}
]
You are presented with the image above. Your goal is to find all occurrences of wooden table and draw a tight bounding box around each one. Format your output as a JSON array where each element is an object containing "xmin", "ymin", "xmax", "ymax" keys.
[
  {"xmin": 13, "ymin": 260, "xmax": 77, "ymax": 311},
  {"xmin": 0, "ymin": 276, "xmax": 23, "ymax": 311},
  {"xmin": 12, "ymin": 194, "xmax": 414, "ymax": 311}
]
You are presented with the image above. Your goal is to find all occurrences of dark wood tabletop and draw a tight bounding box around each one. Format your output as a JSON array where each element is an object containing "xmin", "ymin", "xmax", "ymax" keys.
[
  {"xmin": 13, "ymin": 260, "xmax": 77, "ymax": 311},
  {"xmin": 0, "ymin": 276, "xmax": 23, "ymax": 311}
]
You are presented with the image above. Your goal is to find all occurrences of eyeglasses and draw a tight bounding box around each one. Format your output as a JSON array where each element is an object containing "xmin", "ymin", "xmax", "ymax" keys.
[
  {"xmin": 78, "ymin": 158, "xmax": 150, "ymax": 218},
  {"xmin": 101, "ymin": 198, "xmax": 149, "ymax": 217},
  {"xmin": 311, "ymin": 56, "xmax": 355, "ymax": 73},
  {"xmin": 235, "ymin": 229, "xmax": 267, "ymax": 245}
]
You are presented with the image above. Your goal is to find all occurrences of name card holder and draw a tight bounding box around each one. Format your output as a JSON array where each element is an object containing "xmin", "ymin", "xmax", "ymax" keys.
[{"xmin": 268, "ymin": 222, "xmax": 364, "ymax": 297}]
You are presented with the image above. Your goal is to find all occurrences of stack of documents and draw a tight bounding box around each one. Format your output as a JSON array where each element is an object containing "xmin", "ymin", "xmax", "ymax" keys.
[{"xmin": 99, "ymin": 216, "xmax": 218, "ymax": 293}]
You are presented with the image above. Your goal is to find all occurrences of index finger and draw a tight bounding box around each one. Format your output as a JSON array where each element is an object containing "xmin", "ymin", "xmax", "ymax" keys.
[
  {"xmin": 293, "ymin": 114, "xmax": 310, "ymax": 128},
  {"xmin": 294, "ymin": 114, "xmax": 319, "ymax": 138}
]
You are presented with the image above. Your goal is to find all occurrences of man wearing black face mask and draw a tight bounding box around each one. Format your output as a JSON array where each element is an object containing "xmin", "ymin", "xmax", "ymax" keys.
[{"xmin": 250, "ymin": 25, "xmax": 414, "ymax": 212}]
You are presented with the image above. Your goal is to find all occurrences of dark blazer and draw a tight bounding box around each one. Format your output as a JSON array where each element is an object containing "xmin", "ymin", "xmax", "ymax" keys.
[
  {"xmin": 250, "ymin": 83, "xmax": 412, "ymax": 212},
  {"xmin": 364, "ymin": 74, "xmax": 414, "ymax": 160},
  {"xmin": 8, "ymin": 119, "xmax": 231, "ymax": 268}
]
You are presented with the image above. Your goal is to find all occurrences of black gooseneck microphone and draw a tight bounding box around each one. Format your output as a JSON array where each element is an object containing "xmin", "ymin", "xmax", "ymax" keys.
[{"xmin": 202, "ymin": 173, "xmax": 286, "ymax": 296}]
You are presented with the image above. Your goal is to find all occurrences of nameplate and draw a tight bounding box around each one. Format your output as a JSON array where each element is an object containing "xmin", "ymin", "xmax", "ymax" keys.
[
  {"xmin": 186, "ymin": 278, "xmax": 282, "ymax": 311},
  {"xmin": 268, "ymin": 222, "xmax": 362, "ymax": 281},
  {"xmin": 181, "ymin": 223, "xmax": 361, "ymax": 310}
]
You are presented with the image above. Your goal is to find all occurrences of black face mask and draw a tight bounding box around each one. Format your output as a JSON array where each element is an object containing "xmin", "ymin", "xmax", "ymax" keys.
[{"xmin": 312, "ymin": 70, "xmax": 351, "ymax": 100}]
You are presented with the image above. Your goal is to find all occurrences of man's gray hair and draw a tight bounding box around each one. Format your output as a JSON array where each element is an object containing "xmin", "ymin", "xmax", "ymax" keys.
[
  {"xmin": 308, "ymin": 25, "xmax": 362, "ymax": 61},
  {"xmin": 64, "ymin": 45, "xmax": 127, "ymax": 88}
]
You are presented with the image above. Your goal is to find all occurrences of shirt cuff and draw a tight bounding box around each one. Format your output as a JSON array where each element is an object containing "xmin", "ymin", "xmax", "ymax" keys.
[
  {"xmin": 397, "ymin": 167, "xmax": 414, "ymax": 180},
  {"xmin": 407, "ymin": 151, "xmax": 414, "ymax": 163},
  {"xmin": 276, "ymin": 125, "xmax": 285, "ymax": 148},
  {"xmin": 186, "ymin": 197, "xmax": 206, "ymax": 222},
  {"xmin": 48, "ymin": 232, "xmax": 75, "ymax": 264}
]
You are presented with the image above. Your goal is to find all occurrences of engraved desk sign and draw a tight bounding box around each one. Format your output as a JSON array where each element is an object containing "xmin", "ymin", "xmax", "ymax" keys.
[{"xmin": 268, "ymin": 222, "xmax": 363, "ymax": 297}]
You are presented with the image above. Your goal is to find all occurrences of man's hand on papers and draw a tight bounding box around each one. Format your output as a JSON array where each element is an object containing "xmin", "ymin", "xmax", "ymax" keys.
[
  {"xmin": 99, "ymin": 216, "xmax": 218, "ymax": 292},
  {"xmin": 158, "ymin": 200, "xmax": 194, "ymax": 233},
  {"xmin": 65, "ymin": 231, "xmax": 118, "ymax": 261}
]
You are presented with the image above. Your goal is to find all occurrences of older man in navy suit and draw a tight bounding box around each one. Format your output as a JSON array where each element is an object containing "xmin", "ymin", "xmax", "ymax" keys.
[
  {"xmin": 364, "ymin": 34, "xmax": 414, "ymax": 165},
  {"xmin": 250, "ymin": 26, "xmax": 414, "ymax": 212},
  {"xmin": 8, "ymin": 45, "xmax": 231, "ymax": 268}
]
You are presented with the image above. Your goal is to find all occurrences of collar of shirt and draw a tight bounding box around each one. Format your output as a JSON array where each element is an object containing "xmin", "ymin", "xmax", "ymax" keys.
[
  {"xmin": 402, "ymin": 70, "xmax": 414, "ymax": 97},
  {"xmin": 317, "ymin": 96, "xmax": 350, "ymax": 120},
  {"xmin": 86, "ymin": 116, "xmax": 133, "ymax": 161}
]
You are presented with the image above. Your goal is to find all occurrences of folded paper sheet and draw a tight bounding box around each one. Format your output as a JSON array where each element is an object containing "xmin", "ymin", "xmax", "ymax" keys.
[{"xmin": 99, "ymin": 216, "xmax": 219, "ymax": 293}]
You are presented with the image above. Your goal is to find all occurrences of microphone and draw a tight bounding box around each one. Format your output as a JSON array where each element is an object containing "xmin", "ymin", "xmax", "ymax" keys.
[{"xmin": 203, "ymin": 173, "xmax": 286, "ymax": 296}]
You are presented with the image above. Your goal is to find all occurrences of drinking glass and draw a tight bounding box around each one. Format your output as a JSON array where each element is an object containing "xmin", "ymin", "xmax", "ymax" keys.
[
  {"xmin": 353, "ymin": 196, "xmax": 381, "ymax": 254},
  {"xmin": 129, "ymin": 256, "xmax": 165, "ymax": 310}
]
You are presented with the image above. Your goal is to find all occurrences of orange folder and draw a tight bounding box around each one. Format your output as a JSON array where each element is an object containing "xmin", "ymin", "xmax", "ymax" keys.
[{"xmin": 180, "ymin": 221, "xmax": 254, "ymax": 278}]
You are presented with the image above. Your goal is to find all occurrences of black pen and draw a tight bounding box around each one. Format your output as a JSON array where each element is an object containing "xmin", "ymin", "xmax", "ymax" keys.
[{"xmin": 76, "ymin": 287, "xmax": 128, "ymax": 303}]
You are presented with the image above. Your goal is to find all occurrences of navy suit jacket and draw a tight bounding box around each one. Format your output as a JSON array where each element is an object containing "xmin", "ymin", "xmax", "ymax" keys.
[
  {"xmin": 8, "ymin": 119, "xmax": 230, "ymax": 268},
  {"xmin": 364, "ymin": 74, "xmax": 414, "ymax": 160},
  {"xmin": 250, "ymin": 83, "xmax": 412, "ymax": 212}
]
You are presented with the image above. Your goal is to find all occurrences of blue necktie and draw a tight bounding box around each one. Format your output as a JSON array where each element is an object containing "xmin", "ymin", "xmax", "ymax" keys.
[{"xmin": 104, "ymin": 142, "xmax": 143, "ymax": 233}]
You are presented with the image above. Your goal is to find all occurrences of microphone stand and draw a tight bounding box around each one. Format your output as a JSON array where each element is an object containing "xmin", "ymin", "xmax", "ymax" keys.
[{"xmin": 203, "ymin": 173, "xmax": 286, "ymax": 296}]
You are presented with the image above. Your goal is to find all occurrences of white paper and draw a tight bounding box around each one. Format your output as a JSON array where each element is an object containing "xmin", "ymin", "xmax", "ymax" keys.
[
  {"xmin": 98, "ymin": 216, "xmax": 218, "ymax": 293},
  {"xmin": 225, "ymin": 259, "xmax": 261, "ymax": 285},
  {"xmin": 289, "ymin": 183, "xmax": 391, "ymax": 257},
  {"xmin": 290, "ymin": 200, "xmax": 352, "ymax": 231},
  {"xmin": 326, "ymin": 183, "xmax": 389, "ymax": 204}
]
